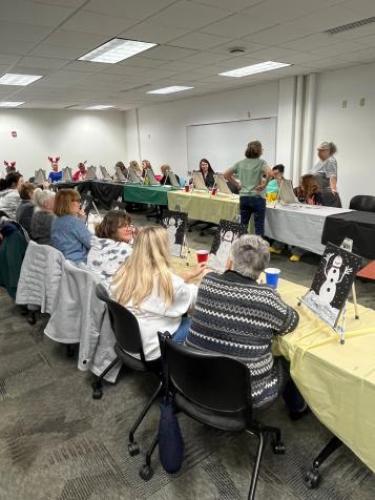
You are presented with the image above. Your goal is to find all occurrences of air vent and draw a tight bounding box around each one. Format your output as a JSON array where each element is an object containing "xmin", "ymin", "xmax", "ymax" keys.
[{"xmin": 325, "ymin": 16, "xmax": 375, "ymax": 35}]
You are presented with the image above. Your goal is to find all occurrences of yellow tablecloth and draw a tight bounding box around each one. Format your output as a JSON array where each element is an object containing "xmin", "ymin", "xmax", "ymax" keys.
[
  {"xmin": 167, "ymin": 190, "xmax": 239, "ymax": 223},
  {"xmin": 172, "ymin": 255, "xmax": 375, "ymax": 472}
]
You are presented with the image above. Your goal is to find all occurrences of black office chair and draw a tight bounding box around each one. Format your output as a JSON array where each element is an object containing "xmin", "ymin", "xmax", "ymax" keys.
[
  {"xmin": 140, "ymin": 335, "xmax": 285, "ymax": 500},
  {"xmin": 94, "ymin": 284, "xmax": 163, "ymax": 456},
  {"xmin": 349, "ymin": 195, "xmax": 375, "ymax": 212}
]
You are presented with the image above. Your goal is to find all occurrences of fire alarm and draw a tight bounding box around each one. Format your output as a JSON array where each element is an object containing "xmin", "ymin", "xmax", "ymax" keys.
[{"xmin": 11, "ymin": 130, "xmax": 17, "ymax": 138}]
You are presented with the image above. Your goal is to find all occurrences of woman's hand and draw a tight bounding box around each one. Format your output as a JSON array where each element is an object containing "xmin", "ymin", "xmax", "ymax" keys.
[{"xmin": 182, "ymin": 263, "xmax": 209, "ymax": 283}]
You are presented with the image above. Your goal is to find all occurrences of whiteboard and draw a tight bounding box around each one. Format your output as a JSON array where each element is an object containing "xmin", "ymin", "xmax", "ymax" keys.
[{"xmin": 187, "ymin": 118, "xmax": 276, "ymax": 172}]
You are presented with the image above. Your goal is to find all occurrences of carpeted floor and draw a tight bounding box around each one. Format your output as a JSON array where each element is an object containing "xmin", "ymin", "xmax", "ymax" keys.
[{"xmin": 1, "ymin": 213, "xmax": 374, "ymax": 500}]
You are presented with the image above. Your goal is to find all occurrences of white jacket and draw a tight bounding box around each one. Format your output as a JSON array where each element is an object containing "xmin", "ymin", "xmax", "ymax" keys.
[
  {"xmin": 16, "ymin": 241, "xmax": 64, "ymax": 314},
  {"xmin": 0, "ymin": 188, "xmax": 20, "ymax": 219},
  {"xmin": 44, "ymin": 260, "xmax": 120, "ymax": 382}
]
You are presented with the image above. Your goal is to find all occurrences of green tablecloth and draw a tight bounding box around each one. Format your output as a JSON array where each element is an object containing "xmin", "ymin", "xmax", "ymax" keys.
[
  {"xmin": 168, "ymin": 190, "xmax": 239, "ymax": 223},
  {"xmin": 123, "ymin": 184, "xmax": 177, "ymax": 206}
]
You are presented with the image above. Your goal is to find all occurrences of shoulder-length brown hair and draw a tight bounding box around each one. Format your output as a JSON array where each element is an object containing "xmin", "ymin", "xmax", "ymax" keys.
[
  {"xmin": 245, "ymin": 140, "xmax": 263, "ymax": 159},
  {"xmin": 95, "ymin": 210, "xmax": 131, "ymax": 240},
  {"xmin": 300, "ymin": 174, "xmax": 320, "ymax": 199},
  {"xmin": 54, "ymin": 189, "xmax": 80, "ymax": 217}
]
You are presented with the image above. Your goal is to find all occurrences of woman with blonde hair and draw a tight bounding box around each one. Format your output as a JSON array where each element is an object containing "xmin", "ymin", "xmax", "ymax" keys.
[{"xmin": 112, "ymin": 226, "xmax": 204, "ymax": 361}]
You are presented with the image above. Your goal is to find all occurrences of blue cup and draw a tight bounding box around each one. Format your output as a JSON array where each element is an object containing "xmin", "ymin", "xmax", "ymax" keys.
[{"xmin": 265, "ymin": 267, "xmax": 281, "ymax": 289}]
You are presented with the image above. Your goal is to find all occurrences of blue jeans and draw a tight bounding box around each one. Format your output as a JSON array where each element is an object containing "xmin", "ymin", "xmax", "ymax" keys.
[
  {"xmin": 172, "ymin": 317, "xmax": 192, "ymax": 344},
  {"xmin": 240, "ymin": 195, "xmax": 266, "ymax": 236}
]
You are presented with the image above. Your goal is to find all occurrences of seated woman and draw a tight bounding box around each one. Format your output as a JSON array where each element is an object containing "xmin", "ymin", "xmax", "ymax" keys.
[
  {"xmin": 0, "ymin": 172, "xmax": 23, "ymax": 219},
  {"xmin": 72, "ymin": 162, "xmax": 87, "ymax": 182},
  {"xmin": 199, "ymin": 158, "xmax": 215, "ymax": 188},
  {"xmin": 16, "ymin": 182, "xmax": 35, "ymax": 234},
  {"xmin": 111, "ymin": 226, "xmax": 205, "ymax": 361},
  {"xmin": 266, "ymin": 164, "xmax": 285, "ymax": 199},
  {"xmin": 294, "ymin": 173, "xmax": 323, "ymax": 205},
  {"xmin": 186, "ymin": 235, "xmax": 306, "ymax": 415},
  {"xmin": 87, "ymin": 210, "xmax": 134, "ymax": 284},
  {"xmin": 30, "ymin": 188, "xmax": 56, "ymax": 245},
  {"xmin": 159, "ymin": 164, "xmax": 180, "ymax": 186},
  {"xmin": 51, "ymin": 189, "xmax": 92, "ymax": 263},
  {"xmin": 288, "ymin": 174, "xmax": 323, "ymax": 262}
]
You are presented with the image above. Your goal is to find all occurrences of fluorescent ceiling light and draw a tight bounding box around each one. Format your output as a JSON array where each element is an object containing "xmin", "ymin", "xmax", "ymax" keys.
[
  {"xmin": 147, "ymin": 86, "xmax": 194, "ymax": 95},
  {"xmin": 86, "ymin": 105, "xmax": 114, "ymax": 110},
  {"xmin": 0, "ymin": 101, "xmax": 25, "ymax": 107},
  {"xmin": 219, "ymin": 61, "xmax": 291, "ymax": 78},
  {"xmin": 78, "ymin": 38, "xmax": 157, "ymax": 64},
  {"xmin": 0, "ymin": 73, "xmax": 43, "ymax": 86}
]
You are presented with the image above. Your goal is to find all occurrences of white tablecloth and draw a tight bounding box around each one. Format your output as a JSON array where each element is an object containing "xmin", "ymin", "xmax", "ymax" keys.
[{"xmin": 265, "ymin": 205, "xmax": 351, "ymax": 255}]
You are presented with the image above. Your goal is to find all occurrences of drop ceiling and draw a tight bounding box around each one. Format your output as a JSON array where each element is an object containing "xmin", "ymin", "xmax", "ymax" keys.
[{"xmin": 0, "ymin": 0, "xmax": 375, "ymax": 110}]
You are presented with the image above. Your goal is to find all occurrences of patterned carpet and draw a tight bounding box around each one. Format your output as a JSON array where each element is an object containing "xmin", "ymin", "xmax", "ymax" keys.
[{"xmin": 1, "ymin": 216, "xmax": 374, "ymax": 499}]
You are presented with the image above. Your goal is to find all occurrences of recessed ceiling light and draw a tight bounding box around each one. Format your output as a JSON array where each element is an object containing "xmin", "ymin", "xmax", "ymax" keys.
[
  {"xmin": 0, "ymin": 73, "xmax": 43, "ymax": 86},
  {"xmin": 86, "ymin": 105, "xmax": 114, "ymax": 110},
  {"xmin": 219, "ymin": 61, "xmax": 291, "ymax": 78},
  {"xmin": 147, "ymin": 86, "xmax": 194, "ymax": 95},
  {"xmin": 78, "ymin": 38, "xmax": 157, "ymax": 64},
  {"xmin": 0, "ymin": 101, "xmax": 25, "ymax": 107}
]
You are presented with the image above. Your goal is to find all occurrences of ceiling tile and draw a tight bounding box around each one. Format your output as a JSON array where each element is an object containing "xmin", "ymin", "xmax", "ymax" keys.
[
  {"xmin": 201, "ymin": 13, "xmax": 276, "ymax": 37},
  {"xmin": 341, "ymin": 0, "xmax": 375, "ymax": 18},
  {"xmin": 0, "ymin": 54, "xmax": 21, "ymax": 66},
  {"xmin": 61, "ymin": 10, "xmax": 136, "ymax": 35},
  {"xmin": 170, "ymin": 32, "xmax": 232, "ymax": 50},
  {"xmin": 1, "ymin": 0, "xmax": 73, "ymax": 26},
  {"xmin": 63, "ymin": 61, "xmax": 110, "ymax": 72},
  {"xmin": 30, "ymin": 43, "xmax": 87, "ymax": 59},
  {"xmin": 181, "ymin": 51, "xmax": 233, "ymax": 66},
  {"xmin": 310, "ymin": 40, "xmax": 368, "ymax": 57},
  {"xmin": 190, "ymin": 0, "xmax": 262, "ymax": 13},
  {"xmin": 85, "ymin": 0, "xmax": 176, "ymax": 20},
  {"xmin": 43, "ymin": 30, "xmax": 110, "ymax": 49},
  {"xmin": 0, "ymin": 22, "xmax": 51, "ymax": 43},
  {"xmin": 17, "ymin": 55, "xmax": 69, "ymax": 70},
  {"xmin": 0, "ymin": 40, "xmax": 35, "ymax": 56},
  {"xmin": 147, "ymin": 1, "xmax": 230, "ymax": 30},
  {"xmin": 142, "ymin": 45, "xmax": 197, "ymax": 61},
  {"xmin": 120, "ymin": 21, "xmax": 190, "ymax": 44},
  {"xmin": 31, "ymin": 0, "xmax": 86, "ymax": 7}
]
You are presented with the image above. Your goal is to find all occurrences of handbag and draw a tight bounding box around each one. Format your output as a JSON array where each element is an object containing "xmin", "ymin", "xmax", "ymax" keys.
[{"xmin": 158, "ymin": 332, "xmax": 184, "ymax": 474}]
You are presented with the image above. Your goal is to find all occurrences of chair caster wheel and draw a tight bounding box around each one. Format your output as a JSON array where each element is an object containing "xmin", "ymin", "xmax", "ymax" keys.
[
  {"xmin": 272, "ymin": 441, "xmax": 286, "ymax": 455},
  {"xmin": 304, "ymin": 468, "xmax": 320, "ymax": 489},
  {"xmin": 27, "ymin": 313, "xmax": 37, "ymax": 325},
  {"xmin": 92, "ymin": 382, "xmax": 103, "ymax": 400},
  {"xmin": 139, "ymin": 464, "xmax": 154, "ymax": 481},
  {"xmin": 128, "ymin": 442, "xmax": 140, "ymax": 456}
]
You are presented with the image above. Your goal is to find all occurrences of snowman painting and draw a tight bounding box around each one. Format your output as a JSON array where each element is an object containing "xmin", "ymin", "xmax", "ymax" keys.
[
  {"xmin": 318, "ymin": 252, "xmax": 352, "ymax": 306},
  {"xmin": 208, "ymin": 229, "xmax": 236, "ymax": 272},
  {"xmin": 163, "ymin": 214, "xmax": 186, "ymax": 257}
]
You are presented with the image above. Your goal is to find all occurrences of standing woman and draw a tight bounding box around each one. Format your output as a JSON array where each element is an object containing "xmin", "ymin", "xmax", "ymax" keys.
[
  {"xmin": 224, "ymin": 141, "xmax": 271, "ymax": 236},
  {"xmin": 199, "ymin": 158, "xmax": 215, "ymax": 188},
  {"xmin": 310, "ymin": 141, "xmax": 341, "ymax": 207}
]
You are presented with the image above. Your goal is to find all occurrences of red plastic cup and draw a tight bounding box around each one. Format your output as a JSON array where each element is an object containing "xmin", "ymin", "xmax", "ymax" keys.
[
  {"xmin": 196, "ymin": 249, "xmax": 209, "ymax": 263},
  {"xmin": 184, "ymin": 185, "xmax": 190, "ymax": 192},
  {"xmin": 211, "ymin": 187, "xmax": 217, "ymax": 196}
]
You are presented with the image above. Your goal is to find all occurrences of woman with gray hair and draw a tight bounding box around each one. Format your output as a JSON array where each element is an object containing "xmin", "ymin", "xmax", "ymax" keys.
[
  {"xmin": 186, "ymin": 234, "xmax": 306, "ymax": 415},
  {"xmin": 310, "ymin": 141, "xmax": 341, "ymax": 207},
  {"xmin": 30, "ymin": 188, "xmax": 56, "ymax": 245}
]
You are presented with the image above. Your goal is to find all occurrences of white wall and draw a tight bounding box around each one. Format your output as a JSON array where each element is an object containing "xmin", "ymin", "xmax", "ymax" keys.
[
  {"xmin": 126, "ymin": 81, "xmax": 284, "ymax": 175},
  {"xmin": 314, "ymin": 62, "xmax": 375, "ymax": 208},
  {"xmin": 0, "ymin": 109, "xmax": 126, "ymax": 179}
]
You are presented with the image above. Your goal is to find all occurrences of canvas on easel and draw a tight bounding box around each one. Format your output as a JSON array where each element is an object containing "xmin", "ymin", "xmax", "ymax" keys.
[
  {"xmin": 161, "ymin": 210, "xmax": 188, "ymax": 257},
  {"xmin": 208, "ymin": 219, "xmax": 248, "ymax": 272},
  {"xmin": 299, "ymin": 243, "xmax": 362, "ymax": 334},
  {"xmin": 34, "ymin": 169, "xmax": 47, "ymax": 185},
  {"xmin": 168, "ymin": 171, "xmax": 180, "ymax": 188},
  {"xmin": 100, "ymin": 165, "xmax": 112, "ymax": 181},
  {"xmin": 213, "ymin": 173, "xmax": 232, "ymax": 195},
  {"xmin": 145, "ymin": 168, "xmax": 159, "ymax": 186},
  {"xmin": 62, "ymin": 167, "xmax": 72, "ymax": 182},
  {"xmin": 192, "ymin": 171, "xmax": 208, "ymax": 191},
  {"xmin": 128, "ymin": 166, "xmax": 143, "ymax": 183},
  {"xmin": 114, "ymin": 165, "xmax": 127, "ymax": 182},
  {"xmin": 85, "ymin": 165, "xmax": 97, "ymax": 180}
]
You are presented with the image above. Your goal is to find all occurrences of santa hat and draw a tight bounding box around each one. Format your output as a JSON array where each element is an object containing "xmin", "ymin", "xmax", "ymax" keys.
[
  {"xmin": 48, "ymin": 156, "xmax": 60, "ymax": 165},
  {"xmin": 4, "ymin": 160, "xmax": 16, "ymax": 168}
]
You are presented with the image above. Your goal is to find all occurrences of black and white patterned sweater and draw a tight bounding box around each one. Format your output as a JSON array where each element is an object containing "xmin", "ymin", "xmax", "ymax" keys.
[{"xmin": 186, "ymin": 270, "xmax": 299, "ymax": 409}]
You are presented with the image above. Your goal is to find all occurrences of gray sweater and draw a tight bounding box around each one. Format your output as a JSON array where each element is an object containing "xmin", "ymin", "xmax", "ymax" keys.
[{"xmin": 30, "ymin": 210, "xmax": 55, "ymax": 245}]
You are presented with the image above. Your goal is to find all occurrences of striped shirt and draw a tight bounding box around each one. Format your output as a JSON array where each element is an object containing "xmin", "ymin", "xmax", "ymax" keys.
[{"xmin": 186, "ymin": 271, "xmax": 299, "ymax": 408}]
